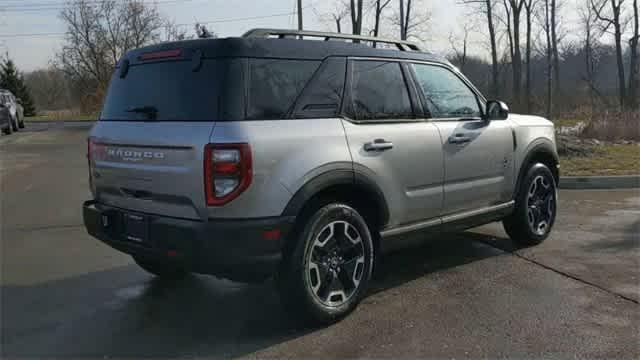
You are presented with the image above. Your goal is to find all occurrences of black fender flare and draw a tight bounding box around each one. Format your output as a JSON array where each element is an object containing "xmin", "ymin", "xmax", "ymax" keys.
[
  {"xmin": 281, "ymin": 170, "xmax": 390, "ymax": 227},
  {"xmin": 515, "ymin": 140, "xmax": 559, "ymax": 197}
]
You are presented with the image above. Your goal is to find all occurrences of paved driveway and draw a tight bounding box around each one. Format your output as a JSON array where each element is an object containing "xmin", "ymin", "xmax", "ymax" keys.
[{"xmin": 1, "ymin": 123, "xmax": 638, "ymax": 358}]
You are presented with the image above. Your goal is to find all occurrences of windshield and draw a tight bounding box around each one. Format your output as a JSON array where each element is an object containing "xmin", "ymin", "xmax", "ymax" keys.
[{"xmin": 100, "ymin": 59, "xmax": 233, "ymax": 121}]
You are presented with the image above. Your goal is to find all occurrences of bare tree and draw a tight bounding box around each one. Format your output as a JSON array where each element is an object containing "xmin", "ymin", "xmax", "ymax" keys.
[
  {"xmin": 394, "ymin": 0, "xmax": 431, "ymax": 41},
  {"xmin": 372, "ymin": 0, "xmax": 392, "ymax": 43},
  {"xmin": 461, "ymin": 0, "xmax": 500, "ymax": 98},
  {"xmin": 591, "ymin": 0, "xmax": 628, "ymax": 108},
  {"xmin": 163, "ymin": 19, "xmax": 190, "ymax": 41},
  {"xmin": 56, "ymin": 0, "xmax": 167, "ymax": 111},
  {"xmin": 580, "ymin": 0, "xmax": 602, "ymax": 109},
  {"xmin": 350, "ymin": 0, "xmax": 364, "ymax": 35},
  {"xmin": 448, "ymin": 23, "xmax": 472, "ymax": 71},
  {"xmin": 320, "ymin": 1, "xmax": 349, "ymax": 33}
]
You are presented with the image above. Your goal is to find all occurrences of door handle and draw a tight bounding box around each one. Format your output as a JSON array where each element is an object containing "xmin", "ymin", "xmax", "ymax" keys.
[
  {"xmin": 448, "ymin": 134, "xmax": 471, "ymax": 144},
  {"xmin": 364, "ymin": 139, "xmax": 394, "ymax": 152}
]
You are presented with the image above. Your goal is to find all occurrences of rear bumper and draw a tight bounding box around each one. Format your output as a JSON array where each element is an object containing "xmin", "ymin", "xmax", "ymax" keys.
[{"xmin": 82, "ymin": 200, "xmax": 295, "ymax": 282}]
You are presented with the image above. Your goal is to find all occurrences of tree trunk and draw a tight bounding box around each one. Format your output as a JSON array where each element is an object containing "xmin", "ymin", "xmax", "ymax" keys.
[
  {"xmin": 545, "ymin": 0, "xmax": 553, "ymax": 119},
  {"xmin": 350, "ymin": 0, "xmax": 363, "ymax": 36},
  {"xmin": 525, "ymin": 0, "xmax": 533, "ymax": 112},
  {"xmin": 487, "ymin": 0, "xmax": 500, "ymax": 98},
  {"xmin": 405, "ymin": 0, "xmax": 412, "ymax": 40},
  {"xmin": 612, "ymin": 0, "xmax": 626, "ymax": 108},
  {"xmin": 399, "ymin": 0, "xmax": 405, "ymax": 39},
  {"xmin": 297, "ymin": 0, "xmax": 303, "ymax": 31},
  {"xmin": 628, "ymin": 0, "xmax": 639, "ymax": 109},
  {"xmin": 551, "ymin": 0, "xmax": 560, "ymax": 105},
  {"xmin": 510, "ymin": 0, "xmax": 523, "ymax": 111}
]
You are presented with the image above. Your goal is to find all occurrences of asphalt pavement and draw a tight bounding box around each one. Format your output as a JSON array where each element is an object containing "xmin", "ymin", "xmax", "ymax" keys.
[{"xmin": 1, "ymin": 122, "xmax": 638, "ymax": 358}]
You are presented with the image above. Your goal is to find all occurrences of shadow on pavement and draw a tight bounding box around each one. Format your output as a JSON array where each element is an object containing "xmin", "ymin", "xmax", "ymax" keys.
[{"xmin": 1, "ymin": 231, "xmax": 510, "ymax": 358}]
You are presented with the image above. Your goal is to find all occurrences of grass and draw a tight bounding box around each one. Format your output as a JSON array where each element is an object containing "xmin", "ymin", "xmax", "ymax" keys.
[
  {"xmin": 25, "ymin": 110, "xmax": 97, "ymax": 122},
  {"xmin": 561, "ymin": 144, "xmax": 640, "ymax": 176},
  {"xmin": 555, "ymin": 118, "xmax": 586, "ymax": 128}
]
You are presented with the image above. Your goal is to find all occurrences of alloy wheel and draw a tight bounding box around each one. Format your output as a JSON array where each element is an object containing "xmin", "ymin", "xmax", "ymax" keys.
[
  {"xmin": 305, "ymin": 221, "xmax": 366, "ymax": 307},
  {"xmin": 526, "ymin": 174, "xmax": 555, "ymax": 236}
]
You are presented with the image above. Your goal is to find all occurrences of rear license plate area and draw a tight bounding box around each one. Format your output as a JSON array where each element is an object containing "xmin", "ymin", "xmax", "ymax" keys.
[{"xmin": 124, "ymin": 213, "xmax": 148, "ymax": 245}]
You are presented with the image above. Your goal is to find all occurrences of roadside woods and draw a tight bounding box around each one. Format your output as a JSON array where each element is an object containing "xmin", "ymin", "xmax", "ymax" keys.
[{"xmin": 8, "ymin": 0, "xmax": 639, "ymax": 118}]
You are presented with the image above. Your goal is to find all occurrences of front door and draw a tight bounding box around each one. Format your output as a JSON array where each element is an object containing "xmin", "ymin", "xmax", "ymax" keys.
[{"xmin": 410, "ymin": 63, "xmax": 514, "ymax": 215}]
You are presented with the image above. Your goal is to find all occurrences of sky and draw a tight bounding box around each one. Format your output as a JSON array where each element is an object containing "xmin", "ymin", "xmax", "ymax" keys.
[{"xmin": 0, "ymin": 0, "xmax": 587, "ymax": 72}]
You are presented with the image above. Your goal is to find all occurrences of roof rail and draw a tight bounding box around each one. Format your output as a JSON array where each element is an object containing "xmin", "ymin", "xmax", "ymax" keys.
[{"xmin": 242, "ymin": 28, "xmax": 421, "ymax": 52}]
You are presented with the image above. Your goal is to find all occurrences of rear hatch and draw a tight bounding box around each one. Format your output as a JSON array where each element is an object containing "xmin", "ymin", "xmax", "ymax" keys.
[{"xmin": 89, "ymin": 45, "xmax": 243, "ymax": 220}]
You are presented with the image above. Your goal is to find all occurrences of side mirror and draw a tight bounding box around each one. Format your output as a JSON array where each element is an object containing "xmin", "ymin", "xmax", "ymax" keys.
[{"xmin": 486, "ymin": 100, "xmax": 509, "ymax": 120}]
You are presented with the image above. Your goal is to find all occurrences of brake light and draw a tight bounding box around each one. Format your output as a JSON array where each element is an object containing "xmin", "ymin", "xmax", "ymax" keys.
[
  {"xmin": 87, "ymin": 137, "xmax": 95, "ymax": 192},
  {"xmin": 87, "ymin": 138, "xmax": 105, "ymax": 193},
  {"xmin": 138, "ymin": 49, "xmax": 182, "ymax": 61},
  {"xmin": 204, "ymin": 143, "xmax": 252, "ymax": 206}
]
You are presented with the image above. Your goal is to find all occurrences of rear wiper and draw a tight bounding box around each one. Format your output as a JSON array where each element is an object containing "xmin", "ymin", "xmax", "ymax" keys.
[{"xmin": 126, "ymin": 105, "xmax": 158, "ymax": 120}]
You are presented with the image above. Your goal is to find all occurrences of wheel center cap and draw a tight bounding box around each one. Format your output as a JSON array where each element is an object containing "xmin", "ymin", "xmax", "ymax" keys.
[{"xmin": 330, "ymin": 258, "xmax": 339, "ymax": 268}]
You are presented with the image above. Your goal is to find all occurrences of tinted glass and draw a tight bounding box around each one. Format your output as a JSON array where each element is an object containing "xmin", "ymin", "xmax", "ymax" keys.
[
  {"xmin": 247, "ymin": 59, "xmax": 320, "ymax": 120},
  {"xmin": 101, "ymin": 59, "xmax": 234, "ymax": 121},
  {"xmin": 293, "ymin": 57, "xmax": 346, "ymax": 119},
  {"xmin": 349, "ymin": 61, "xmax": 413, "ymax": 120},
  {"xmin": 412, "ymin": 64, "xmax": 481, "ymax": 118}
]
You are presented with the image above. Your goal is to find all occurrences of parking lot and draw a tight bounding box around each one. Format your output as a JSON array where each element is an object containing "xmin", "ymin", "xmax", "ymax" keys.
[{"xmin": 1, "ymin": 122, "xmax": 638, "ymax": 358}]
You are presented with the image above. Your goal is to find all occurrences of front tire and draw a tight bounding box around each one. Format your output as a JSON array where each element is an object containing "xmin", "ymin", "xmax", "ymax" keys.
[
  {"xmin": 278, "ymin": 203, "xmax": 375, "ymax": 324},
  {"xmin": 133, "ymin": 256, "xmax": 188, "ymax": 279},
  {"xmin": 2, "ymin": 124, "xmax": 12, "ymax": 135},
  {"xmin": 503, "ymin": 163, "xmax": 557, "ymax": 246}
]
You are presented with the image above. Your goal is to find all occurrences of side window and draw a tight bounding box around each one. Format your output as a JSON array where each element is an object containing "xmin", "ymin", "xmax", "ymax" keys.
[
  {"xmin": 293, "ymin": 57, "xmax": 346, "ymax": 119},
  {"xmin": 348, "ymin": 60, "xmax": 413, "ymax": 121},
  {"xmin": 412, "ymin": 64, "xmax": 481, "ymax": 118},
  {"xmin": 247, "ymin": 59, "xmax": 320, "ymax": 120}
]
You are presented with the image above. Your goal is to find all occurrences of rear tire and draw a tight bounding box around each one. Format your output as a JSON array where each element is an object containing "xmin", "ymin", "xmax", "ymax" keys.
[
  {"xmin": 277, "ymin": 203, "xmax": 375, "ymax": 325},
  {"xmin": 11, "ymin": 116, "xmax": 18, "ymax": 132},
  {"xmin": 18, "ymin": 119, "xmax": 24, "ymax": 129},
  {"xmin": 133, "ymin": 256, "xmax": 188, "ymax": 278},
  {"xmin": 503, "ymin": 163, "xmax": 557, "ymax": 246}
]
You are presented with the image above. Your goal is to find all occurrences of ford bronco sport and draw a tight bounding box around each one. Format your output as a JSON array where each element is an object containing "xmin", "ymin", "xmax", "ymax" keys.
[{"xmin": 83, "ymin": 29, "xmax": 559, "ymax": 323}]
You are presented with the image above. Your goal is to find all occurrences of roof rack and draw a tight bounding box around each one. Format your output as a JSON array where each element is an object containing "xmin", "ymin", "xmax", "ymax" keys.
[{"xmin": 242, "ymin": 28, "xmax": 421, "ymax": 52}]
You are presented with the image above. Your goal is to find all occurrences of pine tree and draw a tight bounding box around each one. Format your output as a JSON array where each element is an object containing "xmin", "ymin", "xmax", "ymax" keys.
[{"xmin": 0, "ymin": 57, "xmax": 36, "ymax": 116}]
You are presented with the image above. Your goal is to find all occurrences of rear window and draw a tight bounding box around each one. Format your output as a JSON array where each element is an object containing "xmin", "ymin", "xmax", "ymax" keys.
[
  {"xmin": 247, "ymin": 59, "xmax": 320, "ymax": 120},
  {"xmin": 101, "ymin": 59, "xmax": 239, "ymax": 121}
]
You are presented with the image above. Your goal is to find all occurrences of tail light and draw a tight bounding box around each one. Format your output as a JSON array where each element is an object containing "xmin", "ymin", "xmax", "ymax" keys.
[
  {"xmin": 87, "ymin": 137, "xmax": 95, "ymax": 192},
  {"xmin": 204, "ymin": 143, "xmax": 252, "ymax": 206},
  {"xmin": 87, "ymin": 137, "xmax": 105, "ymax": 194}
]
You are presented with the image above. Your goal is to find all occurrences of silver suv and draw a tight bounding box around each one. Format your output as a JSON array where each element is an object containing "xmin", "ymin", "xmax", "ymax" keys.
[
  {"xmin": 0, "ymin": 89, "xmax": 24, "ymax": 134},
  {"xmin": 83, "ymin": 29, "xmax": 559, "ymax": 323}
]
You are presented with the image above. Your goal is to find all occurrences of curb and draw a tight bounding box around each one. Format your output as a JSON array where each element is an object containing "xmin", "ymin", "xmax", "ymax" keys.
[{"xmin": 560, "ymin": 175, "xmax": 640, "ymax": 189}]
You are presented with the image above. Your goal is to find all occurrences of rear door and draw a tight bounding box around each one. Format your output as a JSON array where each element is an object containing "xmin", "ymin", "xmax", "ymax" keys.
[
  {"xmin": 342, "ymin": 59, "xmax": 444, "ymax": 227},
  {"xmin": 410, "ymin": 62, "xmax": 514, "ymax": 215},
  {"xmin": 90, "ymin": 56, "xmax": 242, "ymax": 220}
]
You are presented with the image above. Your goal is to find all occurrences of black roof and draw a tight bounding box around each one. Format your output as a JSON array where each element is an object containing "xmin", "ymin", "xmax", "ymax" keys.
[{"xmin": 123, "ymin": 37, "xmax": 450, "ymax": 66}]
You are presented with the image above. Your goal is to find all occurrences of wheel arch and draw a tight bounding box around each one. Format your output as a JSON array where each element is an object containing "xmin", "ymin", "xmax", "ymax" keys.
[
  {"xmin": 282, "ymin": 170, "xmax": 389, "ymax": 227},
  {"xmin": 515, "ymin": 140, "xmax": 559, "ymax": 198},
  {"xmin": 281, "ymin": 170, "xmax": 390, "ymax": 253}
]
